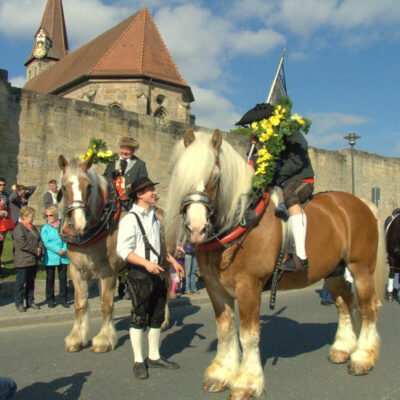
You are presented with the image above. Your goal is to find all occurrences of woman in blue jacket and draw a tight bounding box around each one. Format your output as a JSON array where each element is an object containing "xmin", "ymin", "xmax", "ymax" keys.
[{"xmin": 41, "ymin": 206, "xmax": 69, "ymax": 308}]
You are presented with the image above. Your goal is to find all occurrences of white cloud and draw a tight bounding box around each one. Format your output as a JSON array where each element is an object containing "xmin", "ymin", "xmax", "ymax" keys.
[
  {"xmin": 155, "ymin": 4, "xmax": 284, "ymax": 86},
  {"xmin": 308, "ymin": 132, "xmax": 344, "ymax": 148},
  {"xmin": 308, "ymin": 112, "xmax": 371, "ymax": 134},
  {"xmin": 10, "ymin": 75, "xmax": 26, "ymax": 88},
  {"xmin": 190, "ymin": 86, "xmax": 241, "ymax": 131}
]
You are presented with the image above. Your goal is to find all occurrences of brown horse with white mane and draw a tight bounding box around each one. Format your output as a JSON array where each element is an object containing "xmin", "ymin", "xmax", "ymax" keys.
[
  {"xmin": 58, "ymin": 155, "xmax": 125, "ymax": 353},
  {"xmin": 164, "ymin": 129, "xmax": 385, "ymax": 400}
]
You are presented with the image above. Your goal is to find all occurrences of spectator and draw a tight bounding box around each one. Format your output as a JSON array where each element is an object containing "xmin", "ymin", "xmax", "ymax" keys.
[
  {"xmin": 41, "ymin": 206, "xmax": 69, "ymax": 308},
  {"xmin": 183, "ymin": 242, "xmax": 200, "ymax": 295},
  {"xmin": 0, "ymin": 177, "xmax": 14, "ymax": 275},
  {"xmin": 9, "ymin": 184, "xmax": 36, "ymax": 225},
  {"xmin": 0, "ymin": 377, "xmax": 17, "ymax": 400},
  {"xmin": 43, "ymin": 179, "xmax": 59, "ymax": 211},
  {"xmin": 170, "ymin": 242, "xmax": 185, "ymax": 298},
  {"xmin": 13, "ymin": 206, "xmax": 43, "ymax": 312}
]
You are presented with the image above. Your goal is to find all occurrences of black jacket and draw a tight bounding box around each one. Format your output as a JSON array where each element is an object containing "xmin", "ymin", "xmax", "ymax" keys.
[
  {"xmin": 273, "ymin": 130, "xmax": 314, "ymax": 188},
  {"xmin": 13, "ymin": 223, "xmax": 43, "ymax": 268},
  {"xmin": 104, "ymin": 157, "xmax": 148, "ymax": 188},
  {"xmin": 9, "ymin": 186, "xmax": 36, "ymax": 224}
]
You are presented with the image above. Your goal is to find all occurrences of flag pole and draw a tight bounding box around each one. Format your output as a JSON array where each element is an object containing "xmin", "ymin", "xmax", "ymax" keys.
[{"xmin": 266, "ymin": 48, "xmax": 286, "ymax": 104}]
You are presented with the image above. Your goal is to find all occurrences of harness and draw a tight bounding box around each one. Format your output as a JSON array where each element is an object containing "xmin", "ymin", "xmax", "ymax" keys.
[{"xmin": 60, "ymin": 179, "xmax": 121, "ymax": 246}]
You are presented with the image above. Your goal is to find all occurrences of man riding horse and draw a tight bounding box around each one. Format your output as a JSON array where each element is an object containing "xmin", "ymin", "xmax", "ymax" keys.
[{"xmin": 239, "ymin": 101, "xmax": 314, "ymax": 271}]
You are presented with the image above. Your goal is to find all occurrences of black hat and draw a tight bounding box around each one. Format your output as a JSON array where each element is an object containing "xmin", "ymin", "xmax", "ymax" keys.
[
  {"xmin": 131, "ymin": 177, "xmax": 159, "ymax": 194},
  {"xmin": 235, "ymin": 103, "xmax": 274, "ymax": 126}
]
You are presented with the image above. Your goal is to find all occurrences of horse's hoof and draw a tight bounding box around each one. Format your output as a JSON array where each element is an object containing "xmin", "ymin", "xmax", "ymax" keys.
[
  {"xmin": 329, "ymin": 351, "xmax": 349, "ymax": 364},
  {"xmin": 229, "ymin": 390, "xmax": 256, "ymax": 400},
  {"xmin": 65, "ymin": 344, "xmax": 83, "ymax": 352},
  {"xmin": 90, "ymin": 344, "xmax": 112, "ymax": 353},
  {"xmin": 203, "ymin": 380, "xmax": 227, "ymax": 393},
  {"xmin": 348, "ymin": 362, "xmax": 372, "ymax": 376}
]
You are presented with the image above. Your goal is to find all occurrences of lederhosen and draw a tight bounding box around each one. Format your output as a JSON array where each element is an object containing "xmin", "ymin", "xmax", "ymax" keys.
[{"xmin": 126, "ymin": 212, "xmax": 167, "ymax": 330}]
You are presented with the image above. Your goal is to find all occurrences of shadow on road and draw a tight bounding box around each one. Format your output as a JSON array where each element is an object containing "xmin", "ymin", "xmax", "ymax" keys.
[{"xmin": 15, "ymin": 371, "xmax": 91, "ymax": 400}]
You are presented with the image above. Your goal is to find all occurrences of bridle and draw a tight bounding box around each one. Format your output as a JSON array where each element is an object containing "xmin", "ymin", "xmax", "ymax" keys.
[{"xmin": 65, "ymin": 200, "xmax": 91, "ymax": 216}]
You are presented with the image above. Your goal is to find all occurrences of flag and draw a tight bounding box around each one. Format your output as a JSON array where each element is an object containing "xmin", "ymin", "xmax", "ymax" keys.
[{"xmin": 266, "ymin": 49, "xmax": 287, "ymax": 105}]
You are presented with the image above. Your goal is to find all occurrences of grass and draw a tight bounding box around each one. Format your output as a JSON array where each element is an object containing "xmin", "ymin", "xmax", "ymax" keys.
[{"xmin": 1, "ymin": 234, "xmax": 60, "ymax": 281}]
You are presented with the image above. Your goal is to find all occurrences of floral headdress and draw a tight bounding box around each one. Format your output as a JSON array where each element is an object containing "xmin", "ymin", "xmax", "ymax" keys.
[
  {"xmin": 232, "ymin": 96, "xmax": 311, "ymax": 193},
  {"xmin": 76, "ymin": 138, "xmax": 118, "ymax": 166}
]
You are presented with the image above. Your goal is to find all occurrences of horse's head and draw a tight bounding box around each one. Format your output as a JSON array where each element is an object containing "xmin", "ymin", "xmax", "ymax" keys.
[
  {"xmin": 180, "ymin": 129, "xmax": 222, "ymax": 243},
  {"xmin": 58, "ymin": 154, "xmax": 99, "ymax": 234}
]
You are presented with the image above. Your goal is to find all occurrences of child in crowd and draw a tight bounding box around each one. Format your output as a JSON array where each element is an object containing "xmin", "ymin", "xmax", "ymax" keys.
[{"xmin": 170, "ymin": 242, "xmax": 185, "ymax": 298}]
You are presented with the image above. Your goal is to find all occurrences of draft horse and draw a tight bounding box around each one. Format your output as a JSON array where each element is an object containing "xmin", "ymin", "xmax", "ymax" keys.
[
  {"xmin": 164, "ymin": 129, "xmax": 385, "ymax": 399},
  {"xmin": 58, "ymin": 155, "xmax": 125, "ymax": 353}
]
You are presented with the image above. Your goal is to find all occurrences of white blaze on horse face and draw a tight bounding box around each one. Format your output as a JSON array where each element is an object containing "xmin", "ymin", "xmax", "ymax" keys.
[
  {"xmin": 187, "ymin": 203, "xmax": 208, "ymax": 243},
  {"xmin": 71, "ymin": 175, "xmax": 87, "ymax": 232}
]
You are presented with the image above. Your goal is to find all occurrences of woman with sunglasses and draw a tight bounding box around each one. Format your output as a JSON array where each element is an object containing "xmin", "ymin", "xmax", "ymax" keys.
[{"xmin": 41, "ymin": 206, "xmax": 69, "ymax": 308}]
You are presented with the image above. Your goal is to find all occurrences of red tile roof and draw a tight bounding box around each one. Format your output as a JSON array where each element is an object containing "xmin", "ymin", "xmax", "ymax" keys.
[
  {"xmin": 25, "ymin": 0, "xmax": 69, "ymax": 65},
  {"xmin": 24, "ymin": 7, "xmax": 193, "ymax": 100}
]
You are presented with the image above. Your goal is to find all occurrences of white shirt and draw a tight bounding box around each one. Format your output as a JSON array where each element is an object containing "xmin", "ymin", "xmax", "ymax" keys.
[{"xmin": 116, "ymin": 204, "xmax": 161, "ymax": 263}]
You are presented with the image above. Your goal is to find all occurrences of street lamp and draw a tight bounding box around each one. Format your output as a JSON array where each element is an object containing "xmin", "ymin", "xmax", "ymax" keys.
[{"xmin": 343, "ymin": 132, "xmax": 361, "ymax": 195}]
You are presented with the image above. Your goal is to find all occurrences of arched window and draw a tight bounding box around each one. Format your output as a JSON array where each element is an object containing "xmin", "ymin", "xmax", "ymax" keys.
[
  {"xmin": 109, "ymin": 102, "xmax": 122, "ymax": 110},
  {"xmin": 154, "ymin": 106, "xmax": 167, "ymax": 119}
]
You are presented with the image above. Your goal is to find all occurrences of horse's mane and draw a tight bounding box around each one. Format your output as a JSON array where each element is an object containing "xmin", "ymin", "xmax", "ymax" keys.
[
  {"xmin": 164, "ymin": 132, "xmax": 254, "ymax": 247},
  {"xmin": 59, "ymin": 158, "xmax": 108, "ymax": 220}
]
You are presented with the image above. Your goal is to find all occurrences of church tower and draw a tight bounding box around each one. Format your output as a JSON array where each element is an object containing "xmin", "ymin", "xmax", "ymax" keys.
[{"xmin": 25, "ymin": 0, "xmax": 69, "ymax": 82}]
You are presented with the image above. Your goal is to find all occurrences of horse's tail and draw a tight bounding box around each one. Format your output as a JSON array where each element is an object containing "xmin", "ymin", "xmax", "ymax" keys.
[{"xmin": 360, "ymin": 198, "xmax": 387, "ymax": 303}]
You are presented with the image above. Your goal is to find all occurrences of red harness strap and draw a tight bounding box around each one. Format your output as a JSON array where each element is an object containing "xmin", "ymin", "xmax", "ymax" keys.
[{"xmin": 196, "ymin": 189, "xmax": 270, "ymax": 251}]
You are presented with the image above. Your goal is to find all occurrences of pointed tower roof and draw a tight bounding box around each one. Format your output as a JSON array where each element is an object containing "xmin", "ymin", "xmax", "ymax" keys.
[
  {"xmin": 25, "ymin": 0, "xmax": 69, "ymax": 65},
  {"xmin": 24, "ymin": 7, "xmax": 193, "ymax": 100}
]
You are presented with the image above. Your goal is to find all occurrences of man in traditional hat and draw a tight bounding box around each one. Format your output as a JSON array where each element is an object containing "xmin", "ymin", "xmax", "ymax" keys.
[
  {"xmin": 117, "ymin": 176, "xmax": 184, "ymax": 379},
  {"xmin": 104, "ymin": 136, "xmax": 148, "ymax": 211}
]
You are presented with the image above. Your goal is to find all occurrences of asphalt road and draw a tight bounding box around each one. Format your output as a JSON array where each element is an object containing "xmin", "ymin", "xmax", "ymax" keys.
[{"xmin": 1, "ymin": 286, "xmax": 400, "ymax": 400}]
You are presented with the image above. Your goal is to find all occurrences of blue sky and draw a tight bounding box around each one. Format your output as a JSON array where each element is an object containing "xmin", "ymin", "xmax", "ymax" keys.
[{"xmin": 1, "ymin": 0, "xmax": 399, "ymax": 157}]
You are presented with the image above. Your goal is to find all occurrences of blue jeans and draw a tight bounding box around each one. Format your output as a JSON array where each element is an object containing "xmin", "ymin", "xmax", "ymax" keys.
[
  {"xmin": 184, "ymin": 254, "xmax": 198, "ymax": 292},
  {"xmin": 0, "ymin": 377, "xmax": 17, "ymax": 400}
]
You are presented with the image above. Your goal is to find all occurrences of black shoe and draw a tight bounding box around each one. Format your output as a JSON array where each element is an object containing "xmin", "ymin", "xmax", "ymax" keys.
[
  {"xmin": 48, "ymin": 301, "xmax": 56, "ymax": 308},
  {"xmin": 133, "ymin": 362, "xmax": 149, "ymax": 379},
  {"xmin": 16, "ymin": 305, "xmax": 26, "ymax": 313},
  {"xmin": 60, "ymin": 302, "xmax": 70, "ymax": 308},
  {"xmin": 146, "ymin": 356, "xmax": 180, "ymax": 369},
  {"xmin": 28, "ymin": 303, "xmax": 41, "ymax": 310},
  {"xmin": 280, "ymin": 257, "xmax": 309, "ymax": 272}
]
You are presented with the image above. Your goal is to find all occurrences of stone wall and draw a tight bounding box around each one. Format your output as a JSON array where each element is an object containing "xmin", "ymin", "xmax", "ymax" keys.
[{"xmin": 1, "ymin": 69, "xmax": 399, "ymax": 222}]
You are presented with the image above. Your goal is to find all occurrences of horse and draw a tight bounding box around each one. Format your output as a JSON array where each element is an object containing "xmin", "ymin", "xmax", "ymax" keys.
[
  {"xmin": 385, "ymin": 209, "xmax": 400, "ymax": 301},
  {"xmin": 164, "ymin": 129, "xmax": 386, "ymax": 400},
  {"xmin": 58, "ymin": 155, "xmax": 125, "ymax": 353}
]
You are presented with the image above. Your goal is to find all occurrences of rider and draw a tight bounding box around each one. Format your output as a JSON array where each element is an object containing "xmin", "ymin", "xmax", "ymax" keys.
[
  {"xmin": 273, "ymin": 127, "xmax": 314, "ymax": 271},
  {"xmin": 116, "ymin": 176, "xmax": 184, "ymax": 379},
  {"xmin": 104, "ymin": 136, "xmax": 148, "ymax": 211}
]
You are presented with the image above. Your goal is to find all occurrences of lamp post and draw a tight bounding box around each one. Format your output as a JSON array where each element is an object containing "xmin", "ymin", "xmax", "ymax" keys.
[{"xmin": 343, "ymin": 133, "xmax": 361, "ymax": 195}]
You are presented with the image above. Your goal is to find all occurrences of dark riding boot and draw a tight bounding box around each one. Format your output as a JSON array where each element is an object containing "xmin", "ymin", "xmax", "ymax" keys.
[{"xmin": 280, "ymin": 256, "xmax": 309, "ymax": 272}]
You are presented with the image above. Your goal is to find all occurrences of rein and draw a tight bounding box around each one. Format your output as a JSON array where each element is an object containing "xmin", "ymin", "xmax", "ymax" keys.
[
  {"xmin": 60, "ymin": 179, "xmax": 121, "ymax": 247},
  {"xmin": 195, "ymin": 188, "xmax": 270, "ymax": 251}
]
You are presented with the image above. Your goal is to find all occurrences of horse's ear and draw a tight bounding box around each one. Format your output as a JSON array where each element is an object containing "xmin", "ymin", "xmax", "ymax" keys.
[
  {"xmin": 81, "ymin": 154, "xmax": 95, "ymax": 172},
  {"xmin": 58, "ymin": 155, "xmax": 68, "ymax": 171},
  {"xmin": 211, "ymin": 129, "xmax": 223, "ymax": 151},
  {"xmin": 183, "ymin": 129, "xmax": 195, "ymax": 148}
]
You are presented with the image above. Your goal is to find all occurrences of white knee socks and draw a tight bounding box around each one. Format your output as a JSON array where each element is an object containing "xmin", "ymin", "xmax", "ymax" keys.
[
  {"xmin": 289, "ymin": 213, "xmax": 307, "ymax": 260},
  {"xmin": 148, "ymin": 328, "xmax": 161, "ymax": 361},
  {"xmin": 129, "ymin": 327, "xmax": 144, "ymax": 363}
]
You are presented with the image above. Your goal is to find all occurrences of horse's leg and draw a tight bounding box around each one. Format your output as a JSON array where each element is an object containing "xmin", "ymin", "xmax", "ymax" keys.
[
  {"xmin": 348, "ymin": 270, "xmax": 380, "ymax": 375},
  {"xmin": 161, "ymin": 272, "xmax": 172, "ymax": 331},
  {"xmin": 203, "ymin": 289, "xmax": 239, "ymax": 393},
  {"xmin": 65, "ymin": 264, "xmax": 90, "ymax": 352},
  {"xmin": 230, "ymin": 280, "xmax": 264, "ymax": 400},
  {"xmin": 91, "ymin": 273, "xmax": 117, "ymax": 352},
  {"xmin": 325, "ymin": 276, "xmax": 358, "ymax": 364}
]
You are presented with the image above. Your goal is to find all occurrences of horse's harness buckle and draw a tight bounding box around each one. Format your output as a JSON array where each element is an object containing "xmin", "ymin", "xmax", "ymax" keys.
[{"xmin": 180, "ymin": 191, "xmax": 215, "ymax": 216}]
